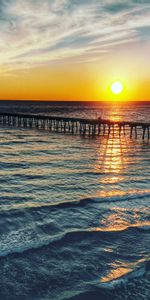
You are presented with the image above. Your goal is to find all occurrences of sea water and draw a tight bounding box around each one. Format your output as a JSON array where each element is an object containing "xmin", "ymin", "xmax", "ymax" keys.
[{"xmin": 0, "ymin": 101, "xmax": 149, "ymax": 300}]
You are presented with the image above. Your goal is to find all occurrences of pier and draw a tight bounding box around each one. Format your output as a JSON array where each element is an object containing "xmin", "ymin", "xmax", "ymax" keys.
[{"xmin": 0, "ymin": 112, "xmax": 149, "ymax": 139}]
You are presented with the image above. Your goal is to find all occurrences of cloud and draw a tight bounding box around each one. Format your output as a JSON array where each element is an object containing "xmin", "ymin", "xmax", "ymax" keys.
[{"xmin": 0, "ymin": 0, "xmax": 150, "ymax": 73}]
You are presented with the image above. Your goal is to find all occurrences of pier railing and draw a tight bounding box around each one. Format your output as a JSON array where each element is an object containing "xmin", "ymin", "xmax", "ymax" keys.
[{"xmin": 0, "ymin": 113, "xmax": 149, "ymax": 139}]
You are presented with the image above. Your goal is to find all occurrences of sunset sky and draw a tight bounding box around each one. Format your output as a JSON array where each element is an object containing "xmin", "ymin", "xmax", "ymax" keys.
[{"xmin": 0, "ymin": 0, "xmax": 150, "ymax": 101}]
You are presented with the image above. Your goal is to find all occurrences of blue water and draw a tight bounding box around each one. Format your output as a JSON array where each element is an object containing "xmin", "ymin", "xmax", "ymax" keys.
[{"xmin": 0, "ymin": 101, "xmax": 150, "ymax": 300}]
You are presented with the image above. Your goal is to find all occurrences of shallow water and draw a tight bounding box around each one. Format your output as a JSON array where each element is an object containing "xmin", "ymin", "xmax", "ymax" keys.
[{"xmin": 0, "ymin": 101, "xmax": 150, "ymax": 299}]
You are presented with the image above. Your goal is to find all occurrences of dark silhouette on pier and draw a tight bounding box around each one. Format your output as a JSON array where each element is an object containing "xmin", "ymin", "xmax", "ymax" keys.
[{"xmin": 0, "ymin": 113, "xmax": 149, "ymax": 139}]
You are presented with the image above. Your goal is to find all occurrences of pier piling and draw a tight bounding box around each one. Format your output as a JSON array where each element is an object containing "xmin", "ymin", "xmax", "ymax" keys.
[{"xmin": 0, "ymin": 113, "xmax": 149, "ymax": 140}]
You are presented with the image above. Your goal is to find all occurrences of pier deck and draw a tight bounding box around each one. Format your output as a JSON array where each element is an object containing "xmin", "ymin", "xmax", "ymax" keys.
[{"xmin": 0, "ymin": 112, "xmax": 149, "ymax": 139}]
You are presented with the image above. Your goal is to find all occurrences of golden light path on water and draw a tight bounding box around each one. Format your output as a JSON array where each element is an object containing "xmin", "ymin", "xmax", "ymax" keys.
[{"xmin": 93, "ymin": 108, "xmax": 150, "ymax": 283}]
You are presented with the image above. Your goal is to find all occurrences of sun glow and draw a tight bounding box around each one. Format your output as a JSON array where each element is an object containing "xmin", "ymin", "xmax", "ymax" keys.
[{"xmin": 111, "ymin": 81, "xmax": 124, "ymax": 95}]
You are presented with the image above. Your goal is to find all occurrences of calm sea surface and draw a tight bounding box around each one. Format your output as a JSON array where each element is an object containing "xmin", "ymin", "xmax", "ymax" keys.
[{"xmin": 0, "ymin": 101, "xmax": 150, "ymax": 300}]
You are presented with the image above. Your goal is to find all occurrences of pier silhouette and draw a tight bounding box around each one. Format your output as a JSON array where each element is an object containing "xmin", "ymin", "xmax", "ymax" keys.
[{"xmin": 0, "ymin": 113, "xmax": 149, "ymax": 139}]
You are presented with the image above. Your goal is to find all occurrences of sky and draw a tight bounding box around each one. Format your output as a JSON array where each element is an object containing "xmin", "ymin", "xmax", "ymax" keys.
[{"xmin": 0, "ymin": 0, "xmax": 150, "ymax": 101}]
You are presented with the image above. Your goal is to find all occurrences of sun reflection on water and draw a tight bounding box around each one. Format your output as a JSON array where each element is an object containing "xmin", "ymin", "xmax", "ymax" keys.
[
  {"xmin": 100, "ymin": 266, "xmax": 132, "ymax": 283},
  {"xmin": 96, "ymin": 134, "xmax": 126, "ymax": 176},
  {"xmin": 95, "ymin": 132, "xmax": 128, "ymax": 200},
  {"xmin": 100, "ymin": 258, "xmax": 146, "ymax": 283},
  {"xmin": 94, "ymin": 123, "xmax": 150, "ymax": 233}
]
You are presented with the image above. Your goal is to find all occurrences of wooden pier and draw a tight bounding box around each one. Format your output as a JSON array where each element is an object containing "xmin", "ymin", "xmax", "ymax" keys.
[{"xmin": 0, "ymin": 112, "xmax": 149, "ymax": 139}]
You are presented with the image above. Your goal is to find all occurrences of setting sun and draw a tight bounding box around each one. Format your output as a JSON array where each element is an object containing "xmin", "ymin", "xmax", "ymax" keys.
[{"xmin": 111, "ymin": 81, "xmax": 124, "ymax": 95}]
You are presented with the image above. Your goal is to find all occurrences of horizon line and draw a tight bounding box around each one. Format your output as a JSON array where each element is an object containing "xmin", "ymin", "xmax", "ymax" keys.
[{"xmin": 0, "ymin": 99, "xmax": 150, "ymax": 103}]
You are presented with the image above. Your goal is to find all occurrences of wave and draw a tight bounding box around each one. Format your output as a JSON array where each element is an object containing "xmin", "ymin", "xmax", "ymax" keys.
[
  {"xmin": 0, "ymin": 227, "xmax": 129, "ymax": 258},
  {"xmin": 94, "ymin": 223, "xmax": 150, "ymax": 234},
  {"xmin": 1, "ymin": 190, "xmax": 150, "ymax": 213},
  {"xmin": 0, "ymin": 227, "xmax": 58, "ymax": 258},
  {"xmin": 0, "ymin": 224, "xmax": 149, "ymax": 259},
  {"xmin": 0, "ymin": 228, "xmax": 111, "ymax": 258},
  {"xmin": 64, "ymin": 262, "xmax": 150, "ymax": 300},
  {"xmin": 0, "ymin": 198, "xmax": 92, "ymax": 212}
]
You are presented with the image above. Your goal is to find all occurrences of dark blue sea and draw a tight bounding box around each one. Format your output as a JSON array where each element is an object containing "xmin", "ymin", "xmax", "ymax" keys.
[{"xmin": 0, "ymin": 101, "xmax": 150, "ymax": 300}]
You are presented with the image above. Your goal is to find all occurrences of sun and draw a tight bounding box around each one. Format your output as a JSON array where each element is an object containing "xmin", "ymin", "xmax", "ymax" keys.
[{"xmin": 111, "ymin": 81, "xmax": 124, "ymax": 95}]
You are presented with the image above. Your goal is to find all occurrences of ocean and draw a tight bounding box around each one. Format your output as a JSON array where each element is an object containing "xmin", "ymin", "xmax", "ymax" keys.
[{"xmin": 0, "ymin": 101, "xmax": 149, "ymax": 300}]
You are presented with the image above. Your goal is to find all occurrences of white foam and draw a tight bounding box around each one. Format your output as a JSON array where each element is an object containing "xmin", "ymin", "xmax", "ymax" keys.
[{"xmin": 0, "ymin": 226, "xmax": 63, "ymax": 258}]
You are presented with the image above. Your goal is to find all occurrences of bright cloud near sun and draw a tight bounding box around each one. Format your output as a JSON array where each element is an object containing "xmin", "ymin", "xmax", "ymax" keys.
[{"xmin": 0, "ymin": 0, "xmax": 150, "ymax": 74}]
